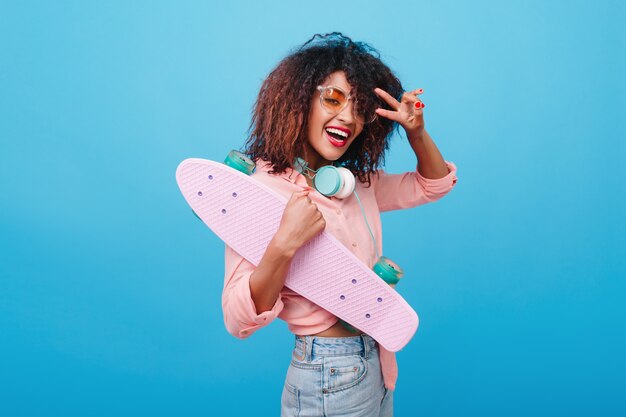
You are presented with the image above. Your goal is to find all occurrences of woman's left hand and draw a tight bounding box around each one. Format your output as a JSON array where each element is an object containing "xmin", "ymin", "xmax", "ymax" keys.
[{"xmin": 374, "ymin": 87, "xmax": 426, "ymax": 138}]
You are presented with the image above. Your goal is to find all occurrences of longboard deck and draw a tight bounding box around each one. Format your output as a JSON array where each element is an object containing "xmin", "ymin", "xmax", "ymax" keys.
[{"xmin": 176, "ymin": 158, "xmax": 418, "ymax": 352}]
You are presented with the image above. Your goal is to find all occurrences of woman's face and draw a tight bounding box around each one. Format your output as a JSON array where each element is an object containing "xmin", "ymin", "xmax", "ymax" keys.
[{"xmin": 304, "ymin": 71, "xmax": 365, "ymax": 171}]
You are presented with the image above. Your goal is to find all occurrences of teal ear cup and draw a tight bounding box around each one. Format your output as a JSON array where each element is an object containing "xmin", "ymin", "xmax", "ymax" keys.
[
  {"xmin": 313, "ymin": 166, "xmax": 356, "ymax": 198},
  {"xmin": 224, "ymin": 150, "xmax": 255, "ymax": 175},
  {"xmin": 314, "ymin": 166, "xmax": 342, "ymax": 196}
]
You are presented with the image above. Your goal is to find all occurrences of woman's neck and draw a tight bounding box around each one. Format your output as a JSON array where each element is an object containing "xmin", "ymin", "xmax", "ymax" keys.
[{"xmin": 302, "ymin": 142, "xmax": 330, "ymax": 172}]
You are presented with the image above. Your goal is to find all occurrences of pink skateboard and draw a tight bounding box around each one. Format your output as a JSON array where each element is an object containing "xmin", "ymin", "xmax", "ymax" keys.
[{"xmin": 176, "ymin": 158, "xmax": 418, "ymax": 352}]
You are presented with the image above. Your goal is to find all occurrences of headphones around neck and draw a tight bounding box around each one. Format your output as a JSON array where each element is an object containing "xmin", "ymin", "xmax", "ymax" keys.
[{"xmin": 293, "ymin": 157, "xmax": 356, "ymax": 199}]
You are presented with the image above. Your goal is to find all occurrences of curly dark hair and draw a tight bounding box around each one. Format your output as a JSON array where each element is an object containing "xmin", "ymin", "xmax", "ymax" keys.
[{"xmin": 244, "ymin": 32, "xmax": 404, "ymax": 185}]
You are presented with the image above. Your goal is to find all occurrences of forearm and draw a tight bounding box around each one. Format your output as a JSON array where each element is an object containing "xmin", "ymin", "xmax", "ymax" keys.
[
  {"xmin": 407, "ymin": 129, "xmax": 450, "ymax": 179},
  {"xmin": 249, "ymin": 236, "xmax": 295, "ymax": 314}
]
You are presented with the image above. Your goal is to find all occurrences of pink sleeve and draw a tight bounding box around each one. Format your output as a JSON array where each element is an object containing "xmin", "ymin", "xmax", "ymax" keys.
[
  {"xmin": 222, "ymin": 244, "xmax": 284, "ymax": 339},
  {"xmin": 373, "ymin": 161, "xmax": 458, "ymax": 212}
]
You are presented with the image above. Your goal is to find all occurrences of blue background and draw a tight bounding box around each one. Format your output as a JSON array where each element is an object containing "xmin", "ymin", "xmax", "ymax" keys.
[{"xmin": 1, "ymin": 1, "xmax": 625, "ymax": 416}]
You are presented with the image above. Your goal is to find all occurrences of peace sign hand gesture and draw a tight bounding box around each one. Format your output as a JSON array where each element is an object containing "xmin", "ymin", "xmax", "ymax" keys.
[{"xmin": 374, "ymin": 87, "xmax": 426, "ymax": 138}]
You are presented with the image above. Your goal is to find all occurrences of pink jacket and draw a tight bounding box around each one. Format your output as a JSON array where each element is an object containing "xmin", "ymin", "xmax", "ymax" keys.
[{"xmin": 222, "ymin": 159, "xmax": 458, "ymax": 390}]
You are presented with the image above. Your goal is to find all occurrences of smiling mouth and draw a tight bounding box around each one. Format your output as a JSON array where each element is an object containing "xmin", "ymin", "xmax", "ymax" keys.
[{"xmin": 325, "ymin": 126, "xmax": 351, "ymax": 148}]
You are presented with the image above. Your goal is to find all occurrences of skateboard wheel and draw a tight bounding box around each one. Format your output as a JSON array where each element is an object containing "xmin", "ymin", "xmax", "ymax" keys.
[
  {"xmin": 339, "ymin": 320, "xmax": 361, "ymax": 334},
  {"xmin": 373, "ymin": 256, "xmax": 404, "ymax": 286},
  {"xmin": 224, "ymin": 150, "xmax": 255, "ymax": 175}
]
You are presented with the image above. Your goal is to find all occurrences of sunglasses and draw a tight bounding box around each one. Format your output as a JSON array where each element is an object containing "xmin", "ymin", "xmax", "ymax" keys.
[{"xmin": 316, "ymin": 85, "xmax": 377, "ymax": 124}]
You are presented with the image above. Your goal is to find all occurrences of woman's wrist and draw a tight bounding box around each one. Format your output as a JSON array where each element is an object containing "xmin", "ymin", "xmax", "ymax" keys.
[
  {"xmin": 408, "ymin": 129, "xmax": 450, "ymax": 179},
  {"xmin": 406, "ymin": 126, "xmax": 426, "ymax": 143},
  {"xmin": 269, "ymin": 233, "xmax": 298, "ymax": 259}
]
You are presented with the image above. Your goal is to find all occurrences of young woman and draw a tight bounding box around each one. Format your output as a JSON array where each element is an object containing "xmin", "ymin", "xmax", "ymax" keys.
[{"xmin": 222, "ymin": 33, "xmax": 458, "ymax": 417}]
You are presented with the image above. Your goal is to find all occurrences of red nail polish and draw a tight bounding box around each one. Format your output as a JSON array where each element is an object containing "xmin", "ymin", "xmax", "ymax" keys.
[{"xmin": 414, "ymin": 102, "xmax": 421, "ymax": 109}]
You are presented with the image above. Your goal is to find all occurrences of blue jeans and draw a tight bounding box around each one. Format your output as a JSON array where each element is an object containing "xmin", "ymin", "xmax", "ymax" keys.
[{"xmin": 281, "ymin": 334, "xmax": 393, "ymax": 417}]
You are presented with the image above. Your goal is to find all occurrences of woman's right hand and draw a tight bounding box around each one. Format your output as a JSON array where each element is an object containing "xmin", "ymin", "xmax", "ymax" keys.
[{"xmin": 272, "ymin": 190, "xmax": 326, "ymax": 256}]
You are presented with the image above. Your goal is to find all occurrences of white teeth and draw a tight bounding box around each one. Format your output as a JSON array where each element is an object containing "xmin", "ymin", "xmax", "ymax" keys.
[{"xmin": 325, "ymin": 128, "xmax": 349, "ymax": 138}]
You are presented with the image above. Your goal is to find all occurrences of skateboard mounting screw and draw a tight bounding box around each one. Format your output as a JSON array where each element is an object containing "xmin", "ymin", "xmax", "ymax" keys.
[
  {"xmin": 377, "ymin": 297, "xmax": 383, "ymax": 302},
  {"xmin": 221, "ymin": 209, "xmax": 226, "ymax": 214},
  {"xmin": 197, "ymin": 191, "xmax": 203, "ymax": 196},
  {"xmin": 340, "ymin": 295, "xmax": 345, "ymax": 300},
  {"xmin": 352, "ymin": 279, "xmax": 357, "ymax": 284},
  {"xmin": 208, "ymin": 175, "xmax": 213, "ymax": 180},
  {"xmin": 232, "ymin": 192, "xmax": 238, "ymax": 198},
  {"xmin": 365, "ymin": 313, "xmax": 371, "ymax": 319}
]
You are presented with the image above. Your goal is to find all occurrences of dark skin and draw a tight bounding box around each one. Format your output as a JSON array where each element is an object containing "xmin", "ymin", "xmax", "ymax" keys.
[{"xmin": 249, "ymin": 85, "xmax": 451, "ymax": 337}]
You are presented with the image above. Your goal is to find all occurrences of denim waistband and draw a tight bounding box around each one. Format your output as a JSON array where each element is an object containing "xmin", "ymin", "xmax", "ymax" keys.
[{"xmin": 293, "ymin": 334, "xmax": 378, "ymax": 362}]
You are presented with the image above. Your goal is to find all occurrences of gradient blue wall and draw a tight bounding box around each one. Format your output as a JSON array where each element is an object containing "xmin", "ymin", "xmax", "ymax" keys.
[{"xmin": 1, "ymin": 1, "xmax": 625, "ymax": 416}]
